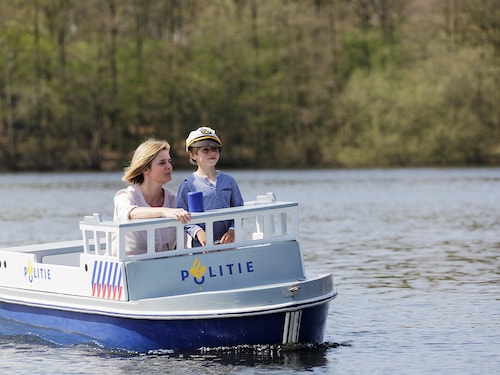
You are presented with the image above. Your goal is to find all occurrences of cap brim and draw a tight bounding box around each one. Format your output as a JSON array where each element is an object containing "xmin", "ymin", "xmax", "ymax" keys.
[{"xmin": 189, "ymin": 139, "xmax": 221, "ymax": 149}]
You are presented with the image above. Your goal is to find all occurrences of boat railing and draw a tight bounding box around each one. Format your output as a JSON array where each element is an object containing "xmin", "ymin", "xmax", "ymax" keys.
[{"xmin": 80, "ymin": 192, "xmax": 299, "ymax": 262}]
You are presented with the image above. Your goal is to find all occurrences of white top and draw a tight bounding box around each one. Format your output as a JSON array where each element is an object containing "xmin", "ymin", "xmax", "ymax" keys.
[{"xmin": 114, "ymin": 185, "xmax": 177, "ymax": 254}]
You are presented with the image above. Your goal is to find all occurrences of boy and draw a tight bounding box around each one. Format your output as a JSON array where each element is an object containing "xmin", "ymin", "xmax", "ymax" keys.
[{"xmin": 177, "ymin": 126, "xmax": 244, "ymax": 246}]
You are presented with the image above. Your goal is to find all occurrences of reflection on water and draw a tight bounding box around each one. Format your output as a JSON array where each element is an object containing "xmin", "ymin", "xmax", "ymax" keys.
[
  {"xmin": 0, "ymin": 333, "xmax": 350, "ymax": 374},
  {"xmin": 0, "ymin": 168, "xmax": 499, "ymax": 374}
]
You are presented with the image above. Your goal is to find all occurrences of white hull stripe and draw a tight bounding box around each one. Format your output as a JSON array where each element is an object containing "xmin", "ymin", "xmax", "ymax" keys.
[{"xmin": 282, "ymin": 310, "xmax": 302, "ymax": 344}]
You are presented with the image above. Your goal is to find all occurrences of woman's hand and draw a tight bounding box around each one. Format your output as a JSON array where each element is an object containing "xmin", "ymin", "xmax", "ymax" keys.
[{"xmin": 166, "ymin": 208, "xmax": 191, "ymax": 224}]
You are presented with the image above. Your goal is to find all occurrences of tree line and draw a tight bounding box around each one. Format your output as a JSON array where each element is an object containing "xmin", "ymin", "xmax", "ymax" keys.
[{"xmin": 0, "ymin": 0, "xmax": 498, "ymax": 171}]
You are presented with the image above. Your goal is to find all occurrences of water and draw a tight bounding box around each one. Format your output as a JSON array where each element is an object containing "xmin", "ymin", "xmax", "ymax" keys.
[{"xmin": 1, "ymin": 168, "xmax": 499, "ymax": 374}]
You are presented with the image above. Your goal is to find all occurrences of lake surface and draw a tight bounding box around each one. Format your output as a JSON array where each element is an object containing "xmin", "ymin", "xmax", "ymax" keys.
[{"xmin": 1, "ymin": 168, "xmax": 499, "ymax": 374}]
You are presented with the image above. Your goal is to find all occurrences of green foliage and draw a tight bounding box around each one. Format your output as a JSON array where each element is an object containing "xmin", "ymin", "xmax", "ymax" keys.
[{"xmin": 0, "ymin": 0, "xmax": 498, "ymax": 171}]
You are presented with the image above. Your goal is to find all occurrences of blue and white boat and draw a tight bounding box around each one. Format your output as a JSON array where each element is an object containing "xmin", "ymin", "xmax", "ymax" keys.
[{"xmin": 0, "ymin": 193, "xmax": 336, "ymax": 353}]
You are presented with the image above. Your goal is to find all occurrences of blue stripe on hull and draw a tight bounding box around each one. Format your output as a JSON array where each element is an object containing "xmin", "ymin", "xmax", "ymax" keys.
[{"xmin": 0, "ymin": 301, "xmax": 330, "ymax": 352}]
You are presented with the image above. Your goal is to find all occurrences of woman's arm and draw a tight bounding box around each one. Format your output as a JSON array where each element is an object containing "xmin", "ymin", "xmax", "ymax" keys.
[{"xmin": 129, "ymin": 206, "xmax": 191, "ymax": 224}]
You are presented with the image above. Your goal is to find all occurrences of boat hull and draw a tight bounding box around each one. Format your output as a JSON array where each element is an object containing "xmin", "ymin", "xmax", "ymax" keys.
[{"xmin": 0, "ymin": 297, "xmax": 333, "ymax": 352}]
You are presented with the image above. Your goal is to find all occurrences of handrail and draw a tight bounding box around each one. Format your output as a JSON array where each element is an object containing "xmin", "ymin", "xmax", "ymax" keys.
[{"xmin": 80, "ymin": 193, "xmax": 299, "ymax": 262}]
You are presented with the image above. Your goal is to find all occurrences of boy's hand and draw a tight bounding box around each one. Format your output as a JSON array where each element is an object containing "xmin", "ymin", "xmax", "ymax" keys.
[
  {"xmin": 220, "ymin": 229, "xmax": 235, "ymax": 244},
  {"xmin": 196, "ymin": 229, "xmax": 207, "ymax": 246}
]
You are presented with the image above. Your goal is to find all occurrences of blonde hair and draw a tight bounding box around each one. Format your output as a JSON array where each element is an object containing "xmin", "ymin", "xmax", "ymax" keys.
[{"xmin": 122, "ymin": 139, "xmax": 171, "ymax": 184}]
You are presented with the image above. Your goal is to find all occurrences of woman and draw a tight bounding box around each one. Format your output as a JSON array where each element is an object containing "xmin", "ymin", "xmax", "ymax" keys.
[{"xmin": 114, "ymin": 139, "xmax": 191, "ymax": 254}]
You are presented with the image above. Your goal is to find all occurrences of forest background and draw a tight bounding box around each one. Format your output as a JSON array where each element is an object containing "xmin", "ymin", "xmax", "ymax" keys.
[{"xmin": 0, "ymin": 0, "xmax": 498, "ymax": 171}]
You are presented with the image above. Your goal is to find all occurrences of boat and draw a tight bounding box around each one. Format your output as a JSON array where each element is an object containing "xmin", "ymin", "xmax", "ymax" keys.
[{"xmin": 0, "ymin": 192, "xmax": 337, "ymax": 353}]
